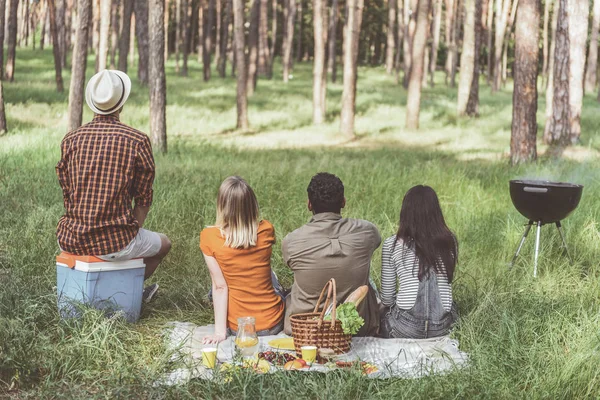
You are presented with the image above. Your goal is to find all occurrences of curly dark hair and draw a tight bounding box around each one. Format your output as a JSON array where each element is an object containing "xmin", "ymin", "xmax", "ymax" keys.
[{"xmin": 307, "ymin": 172, "xmax": 345, "ymax": 214}]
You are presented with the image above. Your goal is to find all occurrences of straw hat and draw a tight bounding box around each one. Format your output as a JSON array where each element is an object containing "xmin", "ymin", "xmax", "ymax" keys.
[{"xmin": 85, "ymin": 70, "xmax": 132, "ymax": 115}]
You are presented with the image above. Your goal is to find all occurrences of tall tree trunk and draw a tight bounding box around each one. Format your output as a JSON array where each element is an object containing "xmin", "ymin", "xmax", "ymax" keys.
[
  {"xmin": 403, "ymin": 0, "xmax": 417, "ymax": 87},
  {"xmin": 57, "ymin": 0, "xmax": 66, "ymax": 67},
  {"xmin": 180, "ymin": 0, "xmax": 189, "ymax": 77},
  {"xmin": 0, "ymin": 0, "xmax": 8, "ymax": 134},
  {"xmin": 510, "ymin": 0, "xmax": 538, "ymax": 164},
  {"xmin": 500, "ymin": 0, "xmax": 517, "ymax": 87},
  {"xmin": 541, "ymin": 0, "xmax": 551, "ymax": 87},
  {"xmin": 134, "ymin": 0, "xmax": 149, "ymax": 84},
  {"xmin": 492, "ymin": 0, "xmax": 511, "ymax": 91},
  {"xmin": 93, "ymin": 0, "xmax": 100, "ymax": 61},
  {"xmin": 394, "ymin": 0, "xmax": 404, "ymax": 83},
  {"xmin": 428, "ymin": 0, "xmax": 441, "ymax": 85},
  {"xmin": 129, "ymin": 14, "xmax": 136, "ymax": 66},
  {"xmin": 204, "ymin": 0, "xmax": 216, "ymax": 80},
  {"xmin": 385, "ymin": 0, "xmax": 396, "ymax": 74},
  {"xmin": 215, "ymin": 0, "xmax": 221, "ymax": 67},
  {"xmin": 543, "ymin": 0, "xmax": 558, "ymax": 130},
  {"xmin": 567, "ymin": 0, "xmax": 588, "ymax": 144},
  {"xmin": 110, "ymin": 0, "xmax": 119, "ymax": 69},
  {"xmin": 68, "ymin": 0, "xmax": 92, "ymax": 130},
  {"xmin": 175, "ymin": 0, "xmax": 181, "ymax": 73},
  {"xmin": 466, "ymin": 0, "xmax": 482, "ymax": 115},
  {"xmin": 164, "ymin": 0, "xmax": 170, "ymax": 60},
  {"xmin": 312, "ymin": 0, "xmax": 327, "ymax": 123},
  {"xmin": 149, "ymin": 0, "xmax": 167, "ymax": 152},
  {"xmin": 269, "ymin": 0, "xmax": 277, "ymax": 76},
  {"xmin": 295, "ymin": 0, "xmax": 303, "ymax": 61},
  {"xmin": 233, "ymin": 0, "xmax": 248, "ymax": 129},
  {"xmin": 23, "ymin": 0, "xmax": 29, "ymax": 46},
  {"xmin": 282, "ymin": 0, "xmax": 296, "ymax": 81},
  {"xmin": 247, "ymin": 0, "xmax": 259, "ymax": 93},
  {"xmin": 406, "ymin": 0, "xmax": 431, "ymax": 129},
  {"xmin": 197, "ymin": 4, "xmax": 204, "ymax": 63},
  {"xmin": 118, "ymin": 0, "xmax": 133, "ymax": 72},
  {"xmin": 48, "ymin": 0, "xmax": 64, "ymax": 91},
  {"xmin": 218, "ymin": 0, "xmax": 231, "ymax": 77},
  {"xmin": 585, "ymin": 0, "xmax": 600, "ymax": 94},
  {"xmin": 443, "ymin": 0, "xmax": 454, "ymax": 84},
  {"xmin": 457, "ymin": 0, "xmax": 476, "ymax": 116},
  {"xmin": 448, "ymin": 0, "xmax": 460, "ymax": 86},
  {"xmin": 486, "ymin": 0, "xmax": 493, "ymax": 81},
  {"xmin": 5, "ymin": 0, "xmax": 18, "ymax": 81},
  {"xmin": 543, "ymin": 0, "xmax": 569, "ymax": 146},
  {"xmin": 40, "ymin": 4, "xmax": 48, "ymax": 50},
  {"xmin": 327, "ymin": 0, "xmax": 339, "ymax": 82},
  {"xmin": 258, "ymin": 0, "xmax": 271, "ymax": 75},
  {"xmin": 339, "ymin": 0, "xmax": 364, "ymax": 137},
  {"xmin": 66, "ymin": 0, "xmax": 73, "ymax": 56},
  {"xmin": 97, "ymin": 0, "xmax": 110, "ymax": 70}
]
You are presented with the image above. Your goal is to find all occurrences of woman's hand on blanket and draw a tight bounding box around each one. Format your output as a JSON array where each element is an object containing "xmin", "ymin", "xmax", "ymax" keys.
[{"xmin": 203, "ymin": 333, "xmax": 227, "ymax": 345}]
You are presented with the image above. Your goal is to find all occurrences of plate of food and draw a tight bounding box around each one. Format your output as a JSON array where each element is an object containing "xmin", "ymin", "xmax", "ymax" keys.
[{"xmin": 267, "ymin": 337, "xmax": 295, "ymax": 351}]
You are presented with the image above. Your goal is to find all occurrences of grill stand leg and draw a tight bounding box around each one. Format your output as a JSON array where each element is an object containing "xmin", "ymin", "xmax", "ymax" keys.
[
  {"xmin": 510, "ymin": 221, "xmax": 533, "ymax": 267},
  {"xmin": 533, "ymin": 221, "xmax": 542, "ymax": 277},
  {"xmin": 556, "ymin": 221, "xmax": 573, "ymax": 264}
]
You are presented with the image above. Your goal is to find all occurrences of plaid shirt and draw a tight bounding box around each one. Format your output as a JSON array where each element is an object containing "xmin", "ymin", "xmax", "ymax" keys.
[{"xmin": 56, "ymin": 114, "xmax": 155, "ymax": 255}]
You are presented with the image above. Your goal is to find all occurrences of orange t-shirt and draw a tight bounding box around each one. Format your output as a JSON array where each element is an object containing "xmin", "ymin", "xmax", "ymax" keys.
[{"xmin": 200, "ymin": 220, "xmax": 284, "ymax": 332}]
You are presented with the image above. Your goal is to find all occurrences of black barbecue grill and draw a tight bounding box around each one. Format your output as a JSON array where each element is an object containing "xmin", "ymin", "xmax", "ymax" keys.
[{"xmin": 509, "ymin": 179, "xmax": 583, "ymax": 276}]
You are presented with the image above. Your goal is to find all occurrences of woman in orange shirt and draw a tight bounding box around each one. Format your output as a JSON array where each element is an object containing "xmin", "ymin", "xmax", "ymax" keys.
[{"xmin": 200, "ymin": 176, "xmax": 285, "ymax": 344}]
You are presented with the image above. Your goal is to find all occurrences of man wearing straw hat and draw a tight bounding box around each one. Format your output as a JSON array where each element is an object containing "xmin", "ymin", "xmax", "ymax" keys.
[{"xmin": 56, "ymin": 70, "xmax": 171, "ymax": 302}]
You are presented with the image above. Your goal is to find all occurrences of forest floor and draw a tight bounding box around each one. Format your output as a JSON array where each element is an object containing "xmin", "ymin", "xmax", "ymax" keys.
[{"xmin": 1, "ymin": 50, "xmax": 600, "ymax": 398}]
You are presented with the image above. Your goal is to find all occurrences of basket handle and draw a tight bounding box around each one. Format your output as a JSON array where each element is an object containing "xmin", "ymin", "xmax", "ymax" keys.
[{"xmin": 314, "ymin": 279, "xmax": 337, "ymax": 330}]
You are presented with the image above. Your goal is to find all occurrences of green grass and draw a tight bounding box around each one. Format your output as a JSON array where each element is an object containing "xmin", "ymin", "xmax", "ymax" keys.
[{"xmin": 2, "ymin": 48, "xmax": 600, "ymax": 398}]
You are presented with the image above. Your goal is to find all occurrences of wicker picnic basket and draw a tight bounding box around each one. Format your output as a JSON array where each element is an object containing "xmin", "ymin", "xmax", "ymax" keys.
[{"xmin": 290, "ymin": 278, "xmax": 352, "ymax": 357}]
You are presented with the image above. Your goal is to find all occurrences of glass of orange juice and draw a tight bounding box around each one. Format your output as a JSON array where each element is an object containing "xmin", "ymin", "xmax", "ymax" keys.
[{"xmin": 235, "ymin": 316, "xmax": 259, "ymax": 357}]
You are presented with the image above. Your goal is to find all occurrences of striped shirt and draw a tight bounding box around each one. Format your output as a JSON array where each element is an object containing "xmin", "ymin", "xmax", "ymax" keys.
[{"xmin": 380, "ymin": 236, "xmax": 453, "ymax": 311}]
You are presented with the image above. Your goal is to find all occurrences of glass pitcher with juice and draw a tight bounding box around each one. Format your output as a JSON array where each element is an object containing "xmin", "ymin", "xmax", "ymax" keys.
[{"xmin": 235, "ymin": 316, "xmax": 259, "ymax": 357}]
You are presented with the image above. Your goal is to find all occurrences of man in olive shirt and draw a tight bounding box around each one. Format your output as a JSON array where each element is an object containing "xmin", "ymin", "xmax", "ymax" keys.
[{"xmin": 282, "ymin": 173, "xmax": 382, "ymax": 336}]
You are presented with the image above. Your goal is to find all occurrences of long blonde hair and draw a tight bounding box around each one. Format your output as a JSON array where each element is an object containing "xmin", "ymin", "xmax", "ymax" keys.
[{"xmin": 215, "ymin": 176, "xmax": 260, "ymax": 249}]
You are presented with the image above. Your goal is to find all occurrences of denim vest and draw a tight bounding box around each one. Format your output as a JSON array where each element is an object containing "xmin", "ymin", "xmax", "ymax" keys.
[{"xmin": 381, "ymin": 273, "xmax": 458, "ymax": 339}]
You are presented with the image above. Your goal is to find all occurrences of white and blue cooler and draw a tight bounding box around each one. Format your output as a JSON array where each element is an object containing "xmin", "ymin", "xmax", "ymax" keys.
[{"xmin": 56, "ymin": 253, "xmax": 146, "ymax": 323}]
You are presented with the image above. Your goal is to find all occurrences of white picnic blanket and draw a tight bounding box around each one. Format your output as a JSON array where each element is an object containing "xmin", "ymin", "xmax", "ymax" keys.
[{"xmin": 157, "ymin": 322, "xmax": 468, "ymax": 386}]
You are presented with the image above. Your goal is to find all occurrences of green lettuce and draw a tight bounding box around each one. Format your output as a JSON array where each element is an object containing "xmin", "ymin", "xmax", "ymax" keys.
[{"xmin": 324, "ymin": 303, "xmax": 364, "ymax": 335}]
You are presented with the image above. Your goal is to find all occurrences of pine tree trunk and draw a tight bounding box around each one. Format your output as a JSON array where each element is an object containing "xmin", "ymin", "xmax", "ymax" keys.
[
  {"xmin": 129, "ymin": 14, "xmax": 136, "ymax": 66},
  {"xmin": 443, "ymin": 0, "xmax": 454, "ymax": 85},
  {"xmin": 295, "ymin": 0, "xmax": 303, "ymax": 61},
  {"xmin": 110, "ymin": 0, "xmax": 119, "ymax": 69},
  {"xmin": 97, "ymin": 0, "xmax": 110, "ymax": 70},
  {"xmin": 312, "ymin": 0, "xmax": 327, "ymax": 124},
  {"xmin": 149, "ymin": 0, "xmax": 167, "ymax": 153},
  {"xmin": 5, "ymin": 0, "xmax": 18, "ymax": 81},
  {"xmin": 40, "ymin": 4, "xmax": 48, "ymax": 51},
  {"xmin": 327, "ymin": 0, "xmax": 339, "ymax": 82},
  {"xmin": 541, "ymin": 0, "xmax": 551, "ymax": 87},
  {"xmin": 204, "ymin": 0, "xmax": 216, "ymax": 81},
  {"xmin": 543, "ymin": 0, "xmax": 569, "ymax": 146},
  {"xmin": 218, "ymin": 0, "xmax": 231, "ymax": 77},
  {"xmin": 258, "ymin": 0, "xmax": 271, "ymax": 75},
  {"xmin": 466, "ymin": 0, "xmax": 482, "ymax": 115},
  {"xmin": 394, "ymin": 0, "xmax": 404, "ymax": 83},
  {"xmin": 57, "ymin": 0, "xmax": 66, "ymax": 67},
  {"xmin": 567, "ymin": 0, "xmax": 588, "ymax": 144},
  {"xmin": 269, "ymin": 0, "xmax": 277, "ymax": 75},
  {"xmin": 457, "ymin": 0, "xmax": 476, "ymax": 116},
  {"xmin": 585, "ymin": 0, "xmax": 600, "ymax": 93},
  {"xmin": 164, "ymin": 0, "xmax": 170, "ymax": 60},
  {"xmin": 197, "ymin": 4, "xmax": 204, "ymax": 64},
  {"xmin": 66, "ymin": 0, "xmax": 73, "ymax": 55},
  {"xmin": 385, "ymin": 0, "xmax": 396, "ymax": 73},
  {"xmin": 0, "ymin": 0, "xmax": 8, "ymax": 134},
  {"xmin": 428, "ymin": 0, "xmax": 441, "ymax": 85},
  {"xmin": 543, "ymin": 0, "xmax": 558, "ymax": 130},
  {"xmin": 93, "ymin": 0, "xmax": 100, "ymax": 61},
  {"xmin": 500, "ymin": 0, "xmax": 517, "ymax": 87},
  {"xmin": 486, "ymin": 0, "xmax": 493, "ymax": 82},
  {"xmin": 175, "ymin": 0, "xmax": 180, "ymax": 73},
  {"xmin": 233, "ymin": 0, "xmax": 248, "ymax": 129},
  {"xmin": 215, "ymin": 0, "xmax": 221, "ymax": 66},
  {"xmin": 247, "ymin": 0, "xmax": 259, "ymax": 93},
  {"xmin": 403, "ymin": 0, "xmax": 417, "ymax": 88},
  {"xmin": 181, "ymin": 0, "xmax": 191, "ymax": 77},
  {"xmin": 118, "ymin": 0, "xmax": 133, "ymax": 72},
  {"xmin": 339, "ymin": 0, "xmax": 364, "ymax": 137},
  {"xmin": 48, "ymin": 0, "xmax": 64, "ymax": 91},
  {"xmin": 405, "ymin": 0, "xmax": 431, "ymax": 129},
  {"xmin": 68, "ymin": 0, "xmax": 92, "ymax": 130},
  {"xmin": 23, "ymin": 0, "xmax": 29, "ymax": 46},
  {"xmin": 492, "ymin": 0, "xmax": 511, "ymax": 91},
  {"xmin": 282, "ymin": 0, "xmax": 296, "ymax": 82},
  {"xmin": 134, "ymin": 0, "xmax": 149, "ymax": 84},
  {"xmin": 448, "ymin": 0, "xmax": 460, "ymax": 87},
  {"xmin": 510, "ymin": 0, "xmax": 538, "ymax": 164}
]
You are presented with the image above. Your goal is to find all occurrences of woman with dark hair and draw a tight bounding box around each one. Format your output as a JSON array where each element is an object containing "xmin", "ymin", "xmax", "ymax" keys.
[{"xmin": 380, "ymin": 185, "xmax": 458, "ymax": 339}]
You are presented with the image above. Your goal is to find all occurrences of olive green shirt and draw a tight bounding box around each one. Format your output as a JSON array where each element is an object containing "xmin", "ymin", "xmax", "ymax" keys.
[{"xmin": 282, "ymin": 212, "xmax": 382, "ymax": 336}]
